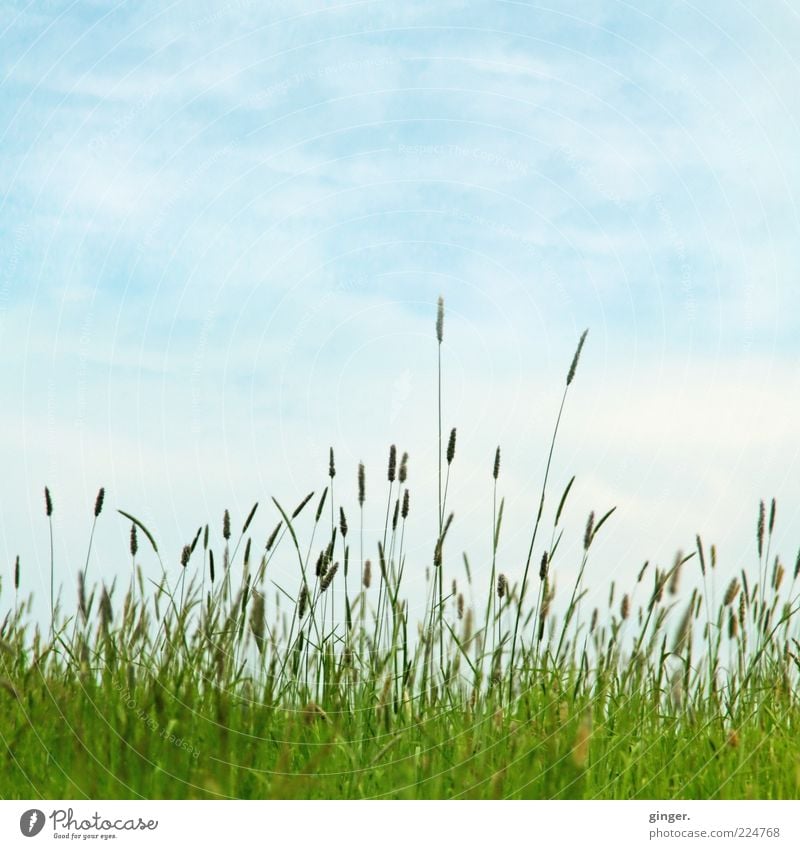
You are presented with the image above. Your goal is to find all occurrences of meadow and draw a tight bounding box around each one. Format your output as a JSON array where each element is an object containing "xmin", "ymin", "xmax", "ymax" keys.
[{"xmin": 1, "ymin": 298, "xmax": 799, "ymax": 800}]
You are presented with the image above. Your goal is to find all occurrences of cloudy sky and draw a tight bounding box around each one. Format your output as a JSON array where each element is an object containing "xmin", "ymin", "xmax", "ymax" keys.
[{"xmin": 1, "ymin": 1, "xmax": 798, "ymax": 623}]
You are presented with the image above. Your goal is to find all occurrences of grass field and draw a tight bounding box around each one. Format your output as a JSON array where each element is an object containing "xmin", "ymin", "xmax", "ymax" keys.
[{"xmin": 2, "ymin": 299, "xmax": 799, "ymax": 800}]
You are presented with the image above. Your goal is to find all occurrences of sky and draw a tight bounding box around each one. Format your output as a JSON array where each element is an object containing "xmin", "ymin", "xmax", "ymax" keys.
[{"xmin": 1, "ymin": 0, "xmax": 799, "ymax": 627}]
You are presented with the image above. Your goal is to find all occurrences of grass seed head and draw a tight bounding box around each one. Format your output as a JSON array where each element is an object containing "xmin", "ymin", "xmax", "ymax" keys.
[
  {"xmin": 78, "ymin": 570, "xmax": 87, "ymax": 621},
  {"xmin": 388, "ymin": 444, "xmax": 397, "ymax": 482},
  {"xmin": 696, "ymin": 535, "xmax": 706, "ymax": 577},
  {"xmin": 130, "ymin": 524, "xmax": 138, "ymax": 558},
  {"xmin": 769, "ymin": 497, "xmax": 776, "ymax": 535},
  {"xmin": 209, "ymin": 550, "xmax": 215, "ymax": 584},
  {"xmin": 44, "ymin": 487, "xmax": 53, "ymax": 517},
  {"xmin": 446, "ymin": 427, "xmax": 457, "ymax": 465},
  {"xmin": 329, "ymin": 447, "xmax": 336, "ymax": 479},
  {"xmin": 99, "ymin": 585, "xmax": 112, "ymax": 630},
  {"xmin": 14, "ymin": 555, "xmax": 20, "ymax": 591},
  {"xmin": 436, "ymin": 295, "xmax": 444, "ymax": 343},
  {"xmin": 291, "ymin": 491, "xmax": 314, "ymax": 519},
  {"xmin": 566, "ymin": 329, "xmax": 589, "ymax": 386},
  {"xmin": 398, "ymin": 452, "xmax": 408, "ymax": 484},
  {"xmin": 724, "ymin": 578, "xmax": 741, "ymax": 606},
  {"xmin": 493, "ymin": 446, "xmax": 501, "ymax": 480},
  {"xmin": 180, "ymin": 545, "xmax": 191, "ymax": 568},
  {"xmin": 392, "ymin": 498, "xmax": 399, "ymax": 531},
  {"xmin": 320, "ymin": 561, "xmax": 339, "ymax": 592},
  {"xmin": 250, "ymin": 591, "xmax": 266, "ymax": 654},
  {"xmin": 401, "ymin": 488, "xmax": 410, "ymax": 519},
  {"xmin": 757, "ymin": 500, "xmax": 765, "ymax": 558},
  {"xmin": 223, "ymin": 509, "xmax": 231, "ymax": 541},
  {"xmin": 358, "ymin": 463, "xmax": 365, "ymax": 506},
  {"xmin": 621, "ymin": 594, "xmax": 630, "ymax": 620},
  {"xmin": 94, "ymin": 487, "xmax": 105, "ymax": 518},
  {"xmin": 583, "ymin": 511, "xmax": 595, "ymax": 550},
  {"xmin": 266, "ymin": 521, "xmax": 282, "ymax": 551},
  {"xmin": 315, "ymin": 487, "xmax": 328, "ymax": 523},
  {"xmin": 728, "ymin": 608, "xmax": 738, "ymax": 639},
  {"xmin": 363, "ymin": 559, "xmax": 372, "ymax": 588},
  {"xmin": 497, "ymin": 573, "xmax": 507, "ymax": 599},
  {"xmin": 339, "ymin": 506, "xmax": 348, "ymax": 538},
  {"xmin": 669, "ymin": 551, "xmax": 683, "ymax": 596}
]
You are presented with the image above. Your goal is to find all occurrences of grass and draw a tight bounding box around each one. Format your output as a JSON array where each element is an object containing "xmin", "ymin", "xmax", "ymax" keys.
[{"xmin": 1, "ymin": 299, "xmax": 800, "ymax": 800}]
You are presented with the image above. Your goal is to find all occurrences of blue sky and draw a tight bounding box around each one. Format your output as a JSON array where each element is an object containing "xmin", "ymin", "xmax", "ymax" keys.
[{"xmin": 1, "ymin": 1, "xmax": 799, "ymax": 620}]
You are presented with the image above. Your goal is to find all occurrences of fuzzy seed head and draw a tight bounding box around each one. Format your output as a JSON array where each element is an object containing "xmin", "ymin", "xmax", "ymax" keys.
[
  {"xmin": 388, "ymin": 444, "xmax": 397, "ymax": 482},
  {"xmin": 358, "ymin": 463, "xmax": 365, "ymax": 506},
  {"xmin": 77, "ymin": 569, "xmax": 87, "ymax": 621},
  {"xmin": 209, "ymin": 550, "xmax": 215, "ymax": 584},
  {"xmin": 446, "ymin": 427, "xmax": 457, "ymax": 465},
  {"xmin": 583, "ymin": 511, "xmax": 595, "ymax": 550},
  {"xmin": 250, "ymin": 591, "xmax": 266, "ymax": 653},
  {"xmin": 724, "ymin": 578, "xmax": 740, "ymax": 606},
  {"xmin": 99, "ymin": 585, "xmax": 112, "ymax": 629},
  {"xmin": 436, "ymin": 296, "xmax": 444, "ymax": 343},
  {"xmin": 329, "ymin": 447, "xmax": 336, "ymax": 479},
  {"xmin": 291, "ymin": 491, "xmax": 314, "ymax": 519},
  {"xmin": 339, "ymin": 506, "xmax": 348, "ymax": 538},
  {"xmin": 696, "ymin": 535, "xmax": 706, "ymax": 577},
  {"xmin": 266, "ymin": 521, "xmax": 281, "ymax": 551},
  {"xmin": 401, "ymin": 488, "xmax": 410, "ymax": 519},
  {"xmin": 44, "ymin": 487, "xmax": 53, "ymax": 517},
  {"xmin": 566, "ymin": 329, "xmax": 588, "ymax": 386},
  {"xmin": 180, "ymin": 545, "xmax": 191, "ymax": 568},
  {"xmin": 14, "ymin": 555, "xmax": 20, "ymax": 591},
  {"xmin": 621, "ymin": 594, "xmax": 630, "ymax": 620},
  {"xmin": 769, "ymin": 497, "xmax": 776, "ymax": 535},
  {"xmin": 130, "ymin": 524, "xmax": 138, "ymax": 558},
  {"xmin": 728, "ymin": 608, "xmax": 738, "ymax": 639},
  {"xmin": 493, "ymin": 446, "xmax": 501, "ymax": 480},
  {"xmin": 757, "ymin": 500, "xmax": 765, "ymax": 557},
  {"xmin": 497, "ymin": 573, "xmax": 507, "ymax": 599},
  {"xmin": 315, "ymin": 487, "xmax": 328, "ymax": 523},
  {"xmin": 223, "ymin": 509, "xmax": 231, "ymax": 541},
  {"xmin": 398, "ymin": 452, "xmax": 408, "ymax": 484},
  {"xmin": 320, "ymin": 561, "xmax": 339, "ymax": 592},
  {"xmin": 363, "ymin": 559, "xmax": 372, "ymax": 588},
  {"xmin": 94, "ymin": 487, "xmax": 105, "ymax": 518},
  {"xmin": 539, "ymin": 551, "xmax": 548, "ymax": 581},
  {"xmin": 668, "ymin": 551, "xmax": 683, "ymax": 596},
  {"xmin": 298, "ymin": 585, "xmax": 308, "ymax": 619}
]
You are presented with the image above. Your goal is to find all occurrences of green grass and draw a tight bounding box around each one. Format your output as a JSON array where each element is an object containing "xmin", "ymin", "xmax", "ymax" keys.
[{"xmin": 1, "ymin": 300, "xmax": 799, "ymax": 800}]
